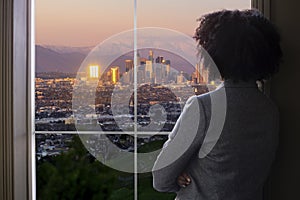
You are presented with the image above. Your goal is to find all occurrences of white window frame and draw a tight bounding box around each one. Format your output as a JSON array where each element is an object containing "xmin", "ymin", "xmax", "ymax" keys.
[{"xmin": 1, "ymin": 0, "xmax": 270, "ymax": 199}]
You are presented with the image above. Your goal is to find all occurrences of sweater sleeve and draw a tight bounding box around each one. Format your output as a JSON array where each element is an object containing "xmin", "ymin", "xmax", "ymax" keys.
[{"xmin": 152, "ymin": 95, "xmax": 208, "ymax": 192}]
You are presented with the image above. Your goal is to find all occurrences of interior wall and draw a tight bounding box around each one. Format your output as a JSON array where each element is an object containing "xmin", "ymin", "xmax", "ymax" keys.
[
  {"xmin": 270, "ymin": 0, "xmax": 300, "ymax": 199},
  {"xmin": 0, "ymin": 0, "xmax": 15, "ymax": 199}
]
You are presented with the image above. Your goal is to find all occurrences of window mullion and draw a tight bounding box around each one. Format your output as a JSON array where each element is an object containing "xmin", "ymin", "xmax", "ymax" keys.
[{"xmin": 133, "ymin": 1, "xmax": 138, "ymax": 200}]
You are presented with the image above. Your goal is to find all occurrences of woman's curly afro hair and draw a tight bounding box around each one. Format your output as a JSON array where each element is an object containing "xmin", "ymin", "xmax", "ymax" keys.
[{"xmin": 194, "ymin": 9, "xmax": 282, "ymax": 81}]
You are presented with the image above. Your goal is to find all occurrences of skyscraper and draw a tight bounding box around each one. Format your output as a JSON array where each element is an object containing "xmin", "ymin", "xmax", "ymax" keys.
[
  {"xmin": 148, "ymin": 50, "xmax": 154, "ymax": 63},
  {"xmin": 145, "ymin": 60, "xmax": 153, "ymax": 83},
  {"xmin": 154, "ymin": 63, "xmax": 163, "ymax": 83},
  {"xmin": 110, "ymin": 66, "xmax": 120, "ymax": 84},
  {"xmin": 156, "ymin": 56, "xmax": 164, "ymax": 63},
  {"xmin": 195, "ymin": 63, "xmax": 201, "ymax": 83},
  {"xmin": 122, "ymin": 71, "xmax": 130, "ymax": 84},
  {"xmin": 125, "ymin": 59, "xmax": 134, "ymax": 72},
  {"xmin": 177, "ymin": 71, "xmax": 186, "ymax": 84},
  {"xmin": 137, "ymin": 51, "xmax": 141, "ymax": 66},
  {"xmin": 88, "ymin": 65, "xmax": 100, "ymax": 81},
  {"xmin": 193, "ymin": 62, "xmax": 209, "ymax": 84}
]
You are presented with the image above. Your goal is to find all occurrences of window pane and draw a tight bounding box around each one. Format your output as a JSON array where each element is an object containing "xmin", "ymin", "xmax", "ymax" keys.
[
  {"xmin": 36, "ymin": 134, "xmax": 134, "ymax": 200},
  {"xmin": 35, "ymin": 0, "xmax": 133, "ymax": 131},
  {"xmin": 136, "ymin": 0, "xmax": 251, "ymax": 198},
  {"xmin": 35, "ymin": 0, "xmax": 135, "ymax": 199}
]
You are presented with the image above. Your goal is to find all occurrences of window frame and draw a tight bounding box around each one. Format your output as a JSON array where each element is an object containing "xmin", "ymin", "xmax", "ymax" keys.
[
  {"xmin": 0, "ymin": 0, "xmax": 33, "ymax": 199},
  {"xmin": 2, "ymin": 0, "xmax": 271, "ymax": 199},
  {"xmin": 252, "ymin": 0, "xmax": 270, "ymax": 19}
]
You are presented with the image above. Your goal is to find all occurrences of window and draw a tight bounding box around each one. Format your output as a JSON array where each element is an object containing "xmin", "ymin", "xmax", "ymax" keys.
[
  {"xmin": 32, "ymin": 0, "xmax": 256, "ymax": 199},
  {"xmin": 1, "ymin": 0, "xmax": 269, "ymax": 199}
]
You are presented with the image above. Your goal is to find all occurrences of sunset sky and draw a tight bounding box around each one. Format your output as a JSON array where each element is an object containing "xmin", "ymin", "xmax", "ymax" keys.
[{"xmin": 36, "ymin": 0, "xmax": 250, "ymax": 47}]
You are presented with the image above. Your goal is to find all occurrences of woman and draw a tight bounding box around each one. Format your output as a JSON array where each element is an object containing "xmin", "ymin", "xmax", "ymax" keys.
[{"xmin": 152, "ymin": 9, "xmax": 282, "ymax": 200}]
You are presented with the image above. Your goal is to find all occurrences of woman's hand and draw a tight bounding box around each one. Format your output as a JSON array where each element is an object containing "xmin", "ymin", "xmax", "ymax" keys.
[{"xmin": 177, "ymin": 172, "xmax": 191, "ymax": 188}]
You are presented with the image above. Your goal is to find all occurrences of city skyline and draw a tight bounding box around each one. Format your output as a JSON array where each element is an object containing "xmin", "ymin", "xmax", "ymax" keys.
[{"xmin": 79, "ymin": 49, "xmax": 210, "ymax": 86}]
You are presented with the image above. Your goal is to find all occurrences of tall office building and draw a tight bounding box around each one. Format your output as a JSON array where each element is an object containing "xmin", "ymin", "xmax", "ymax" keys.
[
  {"xmin": 148, "ymin": 50, "xmax": 154, "ymax": 63},
  {"xmin": 87, "ymin": 65, "xmax": 100, "ymax": 81},
  {"xmin": 192, "ymin": 62, "xmax": 209, "ymax": 84},
  {"xmin": 177, "ymin": 71, "xmax": 185, "ymax": 84},
  {"xmin": 145, "ymin": 60, "xmax": 153, "ymax": 83},
  {"xmin": 200, "ymin": 62, "xmax": 209, "ymax": 84},
  {"xmin": 165, "ymin": 60, "xmax": 171, "ymax": 77},
  {"xmin": 195, "ymin": 63, "xmax": 201, "ymax": 83},
  {"xmin": 125, "ymin": 59, "xmax": 134, "ymax": 83},
  {"xmin": 156, "ymin": 56, "xmax": 164, "ymax": 63},
  {"xmin": 154, "ymin": 63, "xmax": 163, "ymax": 83},
  {"xmin": 137, "ymin": 70, "xmax": 144, "ymax": 84},
  {"xmin": 202, "ymin": 67, "xmax": 209, "ymax": 84},
  {"xmin": 191, "ymin": 71, "xmax": 198, "ymax": 84},
  {"xmin": 125, "ymin": 59, "xmax": 134, "ymax": 72},
  {"xmin": 138, "ymin": 65, "xmax": 145, "ymax": 84},
  {"xmin": 122, "ymin": 71, "xmax": 130, "ymax": 84},
  {"xmin": 137, "ymin": 51, "xmax": 141, "ymax": 66},
  {"xmin": 110, "ymin": 66, "xmax": 120, "ymax": 84}
]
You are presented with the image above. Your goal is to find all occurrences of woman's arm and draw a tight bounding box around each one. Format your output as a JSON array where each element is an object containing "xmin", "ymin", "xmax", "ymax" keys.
[{"xmin": 152, "ymin": 95, "xmax": 208, "ymax": 192}]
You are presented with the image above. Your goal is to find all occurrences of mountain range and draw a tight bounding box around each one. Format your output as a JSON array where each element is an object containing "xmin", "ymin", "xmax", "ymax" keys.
[
  {"xmin": 36, "ymin": 44, "xmax": 197, "ymax": 74},
  {"xmin": 35, "ymin": 45, "xmax": 91, "ymax": 73}
]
